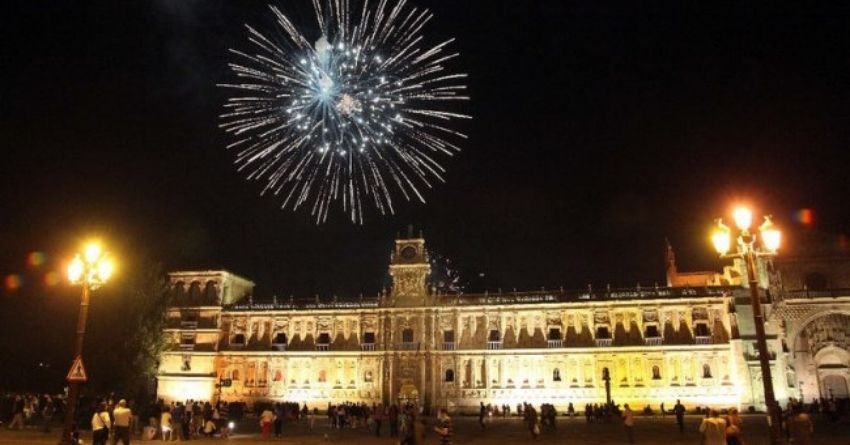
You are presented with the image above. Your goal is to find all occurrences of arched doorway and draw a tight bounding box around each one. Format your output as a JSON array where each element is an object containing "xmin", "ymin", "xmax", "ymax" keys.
[
  {"xmin": 793, "ymin": 313, "xmax": 850, "ymax": 401},
  {"xmin": 398, "ymin": 382, "xmax": 419, "ymax": 406},
  {"xmin": 822, "ymin": 375, "xmax": 849, "ymax": 399}
]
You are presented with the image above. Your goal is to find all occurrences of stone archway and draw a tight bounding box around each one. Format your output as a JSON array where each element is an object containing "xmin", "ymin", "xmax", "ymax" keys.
[
  {"xmin": 815, "ymin": 346, "xmax": 850, "ymax": 399},
  {"xmin": 792, "ymin": 313, "xmax": 850, "ymax": 401}
]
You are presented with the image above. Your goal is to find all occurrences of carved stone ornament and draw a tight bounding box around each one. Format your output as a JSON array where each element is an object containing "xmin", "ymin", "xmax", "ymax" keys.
[{"xmin": 643, "ymin": 310, "xmax": 658, "ymax": 323}]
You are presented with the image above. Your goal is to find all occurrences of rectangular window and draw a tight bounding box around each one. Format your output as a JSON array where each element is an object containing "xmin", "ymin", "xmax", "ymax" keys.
[
  {"xmin": 402, "ymin": 329, "xmax": 414, "ymax": 343},
  {"xmin": 548, "ymin": 328, "xmax": 562, "ymax": 340},
  {"xmin": 363, "ymin": 332, "xmax": 376, "ymax": 344},
  {"xmin": 596, "ymin": 326, "xmax": 611, "ymax": 339},
  {"xmin": 443, "ymin": 330, "xmax": 455, "ymax": 343},
  {"xmin": 317, "ymin": 333, "xmax": 331, "ymax": 344},
  {"xmin": 645, "ymin": 325, "xmax": 660, "ymax": 337}
]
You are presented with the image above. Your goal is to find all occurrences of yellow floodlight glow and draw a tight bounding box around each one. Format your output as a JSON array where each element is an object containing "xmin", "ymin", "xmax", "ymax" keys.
[{"xmin": 732, "ymin": 207, "xmax": 752, "ymax": 231}]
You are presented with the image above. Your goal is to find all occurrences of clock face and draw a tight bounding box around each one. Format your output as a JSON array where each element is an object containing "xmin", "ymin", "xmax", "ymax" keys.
[{"xmin": 401, "ymin": 246, "xmax": 417, "ymax": 260}]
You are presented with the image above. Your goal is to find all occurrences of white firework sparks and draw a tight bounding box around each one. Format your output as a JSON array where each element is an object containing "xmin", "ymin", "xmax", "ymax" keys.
[{"xmin": 219, "ymin": 0, "xmax": 471, "ymax": 223}]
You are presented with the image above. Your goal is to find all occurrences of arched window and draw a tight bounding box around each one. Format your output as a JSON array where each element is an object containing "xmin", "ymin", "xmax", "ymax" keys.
[
  {"xmin": 402, "ymin": 328, "xmax": 414, "ymax": 343},
  {"xmin": 652, "ymin": 365, "xmax": 661, "ymax": 380},
  {"xmin": 553, "ymin": 368, "xmax": 562, "ymax": 382},
  {"xmin": 203, "ymin": 281, "xmax": 218, "ymax": 305},
  {"xmin": 702, "ymin": 364, "xmax": 712, "ymax": 378},
  {"xmin": 188, "ymin": 281, "xmax": 202, "ymax": 305},
  {"xmin": 445, "ymin": 369, "xmax": 455, "ymax": 382},
  {"xmin": 172, "ymin": 282, "xmax": 186, "ymax": 301}
]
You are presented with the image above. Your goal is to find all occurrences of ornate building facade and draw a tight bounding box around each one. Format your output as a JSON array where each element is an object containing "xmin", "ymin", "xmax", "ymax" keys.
[{"xmin": 158, "ymin": 233, "xmax": 850, "ymax": 412}]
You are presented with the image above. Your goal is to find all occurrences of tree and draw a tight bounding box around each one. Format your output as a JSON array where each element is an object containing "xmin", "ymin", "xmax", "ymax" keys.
[{"xmin": 85, "ymin": 261, "xmax": 170, "ymax": 399}]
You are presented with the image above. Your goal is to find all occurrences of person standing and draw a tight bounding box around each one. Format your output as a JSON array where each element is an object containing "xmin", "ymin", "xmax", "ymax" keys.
[
  {"xmin": 788, "ymin": 408, "xmax": 814, "ymax": 445},
  {"xmin": 160, "ymin": 407, "xmax": 173, "ymax": 441},
  {"xmin": 724, "ymin": 408, "xmax": 744, "ymax": 445},
  {"xmin": 373, "ymin": 404, "xmax": 383, "ymax": 436},
  {"xmin": 622, "ymin": 404, "xmax": 635, "ymax": 443},
  {"xmin": 479, "ymin": 402, "xmax": 487, "ymax": 429},
  {"xmin": 113, "ymin": 399, "xmax": 133, "ymax": 445},
  {"xmin": 91, "ymin": 403, "xmax": 111, "ymax": 445},
  {"xmin": 698, "ymin": 409, "xmax": 726, "ymax": 445},
  {"xmin": 673, "ymin": 399, "xmax": 685, "ymax": 433},
  {"xmin": 434, "ymin": 408, "xmax": 453, "ymax": 445},
  {"xmin": 259, "ymin": 406, "xmax": 275, "ymax": 439}
]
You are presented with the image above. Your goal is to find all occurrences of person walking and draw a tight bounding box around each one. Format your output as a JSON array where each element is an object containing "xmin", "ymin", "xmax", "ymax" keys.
[
  {"xmin": 113, "ymin": 399, "xmax": 133, "ymax": 445},
  {"xmin": 91, "ymin": 403, "xmax": 111, "ymax": 445},
  {"xmin": 673, "ymin": 399, "xmax": 685, "ymax": 433},
  {"xmin": 7, "ymin": 396, "xmax": 24, "ymax": 430},
  {"xmin": 434, "ymin": 408, "xmax": 453, "ymax": 445},
  {"xmin": 699, "ymin": 409, "xmax": 727, "ymax": 445},
  {"xmin": 622, "ymin": 404, "xmax": 635, "ymax": 443}
]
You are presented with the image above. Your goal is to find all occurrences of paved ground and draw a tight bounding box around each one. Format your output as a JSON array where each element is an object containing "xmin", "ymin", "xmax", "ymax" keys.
[{"xmin": 1, "ymin": 415, "xmax": 847, "ymax": 444}]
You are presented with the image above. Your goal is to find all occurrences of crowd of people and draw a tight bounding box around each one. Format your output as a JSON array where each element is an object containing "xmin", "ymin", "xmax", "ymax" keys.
[
  {"xmin": 0, "ymin": 393, "xmax": 63, "ymax": 433},
  {"xmin": 2, "ymin": 391, "xmax": 848, "ymax": 444}
]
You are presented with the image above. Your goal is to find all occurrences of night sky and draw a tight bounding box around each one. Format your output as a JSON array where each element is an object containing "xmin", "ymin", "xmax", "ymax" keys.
[{"xmin": 3, "ymin": 1, "xmax": 850, "ymax": 306}]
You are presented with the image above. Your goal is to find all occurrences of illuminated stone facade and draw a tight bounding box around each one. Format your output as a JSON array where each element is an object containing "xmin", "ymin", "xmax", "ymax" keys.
[{"xmin": 158, "ymin": 235, "xmax": 850, "ymax": 412}]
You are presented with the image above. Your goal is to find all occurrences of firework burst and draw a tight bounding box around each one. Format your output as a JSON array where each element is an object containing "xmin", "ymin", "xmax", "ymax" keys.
[{"xmin": 219, "ymin": 0, "xmax": 470, "ymax": 223}]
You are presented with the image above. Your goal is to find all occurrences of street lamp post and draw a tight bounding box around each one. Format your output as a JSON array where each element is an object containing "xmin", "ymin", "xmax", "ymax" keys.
[
  {"xmin": 59, "ymin": 242, "xmax": 114, "ymax": 445},
  {"xmin": 712, "ymin": 207, "xmax": 782, "ymax": 445}
]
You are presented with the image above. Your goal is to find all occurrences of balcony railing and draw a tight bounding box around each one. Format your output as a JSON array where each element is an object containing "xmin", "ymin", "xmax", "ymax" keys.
[
  {"xmin": 398, "ymin": 342, "xmax": 418, "ymax": 351},
  {"xmin": 361, "ymin": 343, "xmax": 376, "ymax": 352},
  {"xmin": 595, "ymin": 338, "xmax": 613, "ymax": 347},
  {"xmin": 441, "ymin": 342, "xmax": 456, "ymax": 351},
  {"xmin": 487, "ymin": 341, "xmax": 503, "ymax": 350},
  {"xmin": 645, "ymin": 337, "xmax": 662, "ymax": 346},
  {"xmin": 547, "ymin": 340, "xmax": 563, "ymax": 348},
  {"xmin": 316, "ymin": 344, "xmax": 330, "ymax": 351},
  {"xmin": 695, "ymin": 336, "xmax": 711, "ymax": 345}
]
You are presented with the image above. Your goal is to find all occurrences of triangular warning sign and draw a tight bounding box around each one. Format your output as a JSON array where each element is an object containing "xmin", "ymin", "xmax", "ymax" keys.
[{"xmin": 66, "ymin": 356, "xmax": 87, "ymax": 382}]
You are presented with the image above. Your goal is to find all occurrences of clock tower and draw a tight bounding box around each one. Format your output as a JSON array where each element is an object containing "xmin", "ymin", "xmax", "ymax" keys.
[{"xmin": 387, "ymin": 226, "xmax": 431, "ymax": 307}]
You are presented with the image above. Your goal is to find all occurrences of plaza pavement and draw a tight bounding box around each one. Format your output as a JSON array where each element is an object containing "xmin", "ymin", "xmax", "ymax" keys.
[{"xmin": 0, "ymin": 415, "xmax": 847, "ymax": 444}]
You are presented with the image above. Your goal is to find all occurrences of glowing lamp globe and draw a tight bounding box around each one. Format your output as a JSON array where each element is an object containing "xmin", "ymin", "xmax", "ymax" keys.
[
  {"xmin": 760, "ymin": 217, "xmax": 781, "ymax": 252},
  {"xmin": 97, "ymin": 258, "xmax": 115, "ymax": 282},
  {"xmin": 732, "ymin": 207, "xmax": 753, "ymax": 231},
  {"xmin": 84, "ymin": 242, "xmax": 103, "ymax": 263},
  {"xmin": 712, "ymin": 231, "xmax": 731, "ymax": 256},
  {"xmin": 67, "ymin": 256, "xmax": 84, "ymax": 284}
]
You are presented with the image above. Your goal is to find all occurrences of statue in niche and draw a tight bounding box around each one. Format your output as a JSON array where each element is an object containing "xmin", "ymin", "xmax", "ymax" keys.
[
  {"xmin": 318, "ymin": 317, "xmax": 331, "ymax": 331},
  {"xmin": 594, "ymin": 311, "xmax": 609, "ymax": 325}
]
